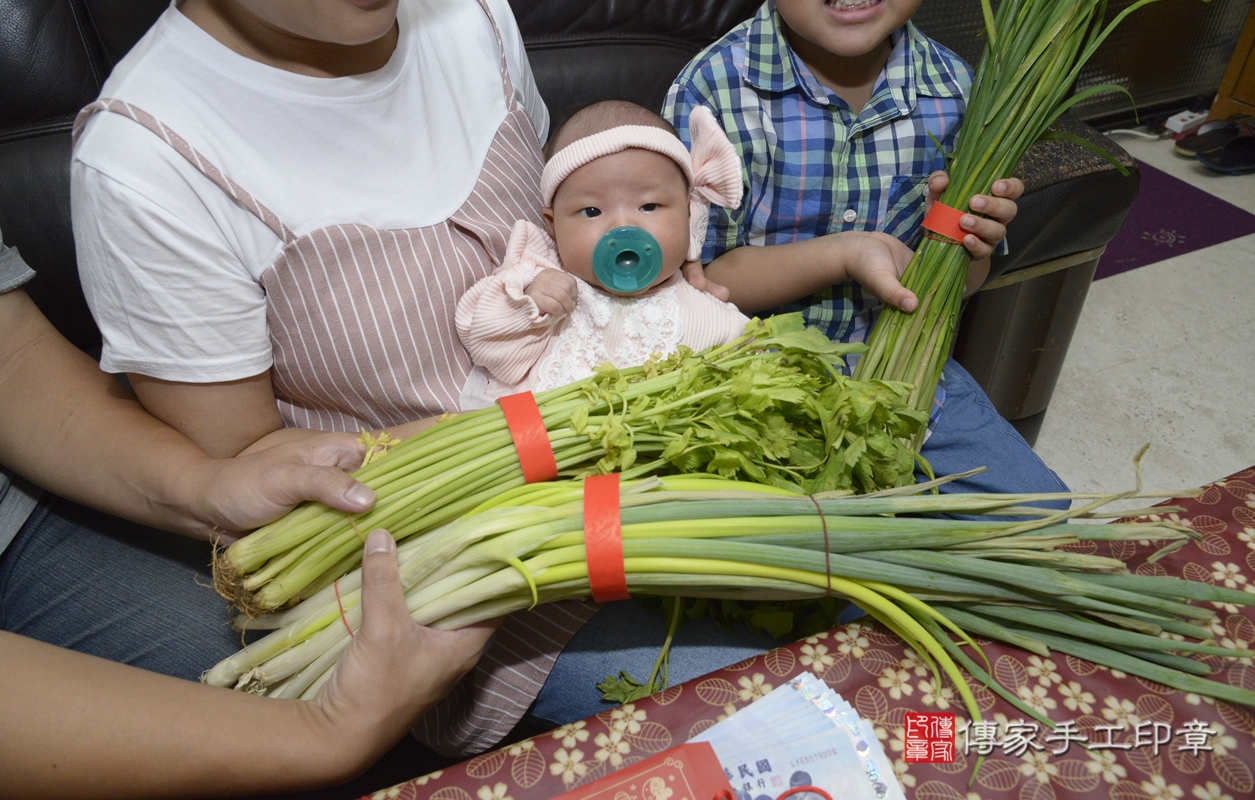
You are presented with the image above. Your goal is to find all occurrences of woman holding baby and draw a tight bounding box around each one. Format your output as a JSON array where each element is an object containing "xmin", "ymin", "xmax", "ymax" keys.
[
  {"xmin": 67, "ymin": 0, "xmax": 785, "ymax": 756},
  {"xmin": 65, "ymin": 0, "xmax": 1035, "ymax": 759}
]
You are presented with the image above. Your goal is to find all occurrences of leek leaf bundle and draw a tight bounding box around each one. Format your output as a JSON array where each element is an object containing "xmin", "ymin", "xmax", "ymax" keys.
[
  {"xmin": 853, "ymin": 0, "xmax": 1159, "ymax": 445},
  {"xmin": 206, "ymin": 476, "xmax": 1255, "ymax": 728},
  {"xmin": 217, "ymin": 314, "xmax": 928, "ymax": 614}
]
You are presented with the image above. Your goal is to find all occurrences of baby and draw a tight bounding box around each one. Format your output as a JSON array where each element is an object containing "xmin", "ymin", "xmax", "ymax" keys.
[{"xmin": 456, "ymin": 100, "xmax": 749, "ymax": 409}]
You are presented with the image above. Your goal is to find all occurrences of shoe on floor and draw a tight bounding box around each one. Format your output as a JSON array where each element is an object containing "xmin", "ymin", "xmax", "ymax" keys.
[
  {"xmin": 1196, "ymin": 133, "xmax": 1255, "ymax": 175},
  {"xmin": 1174, "ymin": 116, "xmax": 1254, "ymax": 158}
]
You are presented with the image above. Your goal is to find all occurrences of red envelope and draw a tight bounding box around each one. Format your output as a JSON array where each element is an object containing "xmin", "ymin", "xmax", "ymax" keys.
[{"xmin": 552, "ymin": 742, "xmax": 733, "ymax": 800}]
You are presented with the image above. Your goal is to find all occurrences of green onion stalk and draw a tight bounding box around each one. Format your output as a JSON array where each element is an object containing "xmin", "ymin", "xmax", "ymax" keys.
[
  {"xmin": 204, "ymin": 475, "xmax": 1255, "ymax": 728},
  {"xmin": 215, "ymin": 314, "xmax": 931, "ymax": 615},
  {"xmin": 853, "ymin": 0, "xmax": 1158, "ymax": 445}
]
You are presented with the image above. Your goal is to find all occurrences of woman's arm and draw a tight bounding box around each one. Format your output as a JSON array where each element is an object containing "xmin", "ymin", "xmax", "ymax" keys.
[
  {"xmin": 128, "ymin": 372, "xmax": 444, "ymax": 461},
  {"xmin": 0, "ymin": 531, "xmax": 496, "ymax": 800},
  {"xmin": 0, "ymin": 288, "xmax": 379, "ymax": 540}
]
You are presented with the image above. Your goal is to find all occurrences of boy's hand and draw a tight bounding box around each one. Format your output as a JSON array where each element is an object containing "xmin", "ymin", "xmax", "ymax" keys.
[
  {"xmin": 525, "ymin": 269, "xmax": 578, "ymax": 317},
  {"xmin": 841, "ymin": 231, "xmax": 917, "ymax": 313},
  {"xmin": 926, "ymin": 172, "xmax": 1024, "ymax": 259},
  {"xmin": 681, "ymin": 260, "xmax": 731, "ymax": 302}
]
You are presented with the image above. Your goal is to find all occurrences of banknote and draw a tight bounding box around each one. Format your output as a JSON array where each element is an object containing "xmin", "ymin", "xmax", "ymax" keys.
[
  {"xmin": 689, "ymin": 681, "xmax": 834, "ymax": 753},
  {"xmin": 789, "ymin": 674, "xmax": 903, "ymax": 800},
  {"xmin": 689, "ymin": 672, "xmax": 903, "ymax": 800},
  {"xmin": 711, "ymin": 729, "xmax": 879, "ymax": 800}
]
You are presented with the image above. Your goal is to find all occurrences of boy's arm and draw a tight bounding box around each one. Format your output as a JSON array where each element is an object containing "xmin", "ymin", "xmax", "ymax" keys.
[
  {"xmin": 664, "ymin": 81, "xmax": 918, "ymax": 316},
  {"xmin": 706, "ymin": 172, "xmax": 1023, "ymax": 314},
  {"xmin": 703, "ymin": 230, "xmax": 918, "ymax": 314},
  {"xmin": 701, "ymin": 167, "xmax": 1022, "ymax": 312}
]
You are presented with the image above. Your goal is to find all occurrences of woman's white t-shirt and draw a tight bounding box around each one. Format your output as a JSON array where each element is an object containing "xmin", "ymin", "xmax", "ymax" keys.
[{"xmin": 72, "ymin": 0, "xmax": 547, "ymax": 382}]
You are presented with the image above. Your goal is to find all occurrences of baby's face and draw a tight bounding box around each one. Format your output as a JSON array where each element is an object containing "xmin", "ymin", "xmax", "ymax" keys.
[{"xmin": 544, "ymin": 148, "xmax": 691, "ymax": 295}]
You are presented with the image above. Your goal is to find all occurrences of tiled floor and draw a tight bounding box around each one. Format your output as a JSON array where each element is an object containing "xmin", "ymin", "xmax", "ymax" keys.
[{"xmin": 1033, "ymin": 134, "xmax": 1255, "ymax": 503}]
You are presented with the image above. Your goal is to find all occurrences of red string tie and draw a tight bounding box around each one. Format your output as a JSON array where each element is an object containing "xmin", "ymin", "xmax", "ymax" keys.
[
  {"xmin": 778, "ymin": 787, "xmax": 835, "ymax": 800},
  {"xmin": 807, "ymin": 495, "xmax": 832, "ymax": 597},
  {"xmin": 334, "ymin": 578, "xmax": 354, "ymax": 639}
]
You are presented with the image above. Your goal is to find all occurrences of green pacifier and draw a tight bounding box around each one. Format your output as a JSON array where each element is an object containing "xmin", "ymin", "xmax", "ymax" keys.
[{"xmin": 592, "ymin": 226, "xmax": 663, "ymax": 293}]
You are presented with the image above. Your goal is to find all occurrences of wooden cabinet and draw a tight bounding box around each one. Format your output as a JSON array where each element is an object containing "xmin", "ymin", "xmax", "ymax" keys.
[{"xmin": 1211, "ymin": 5, "xmax": 1255, "ymax": 118}]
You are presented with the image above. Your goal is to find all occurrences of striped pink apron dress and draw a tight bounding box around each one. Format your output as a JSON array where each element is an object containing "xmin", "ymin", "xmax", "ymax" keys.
[{"xmin": 74, "ymin": 1, "xmax": 596, "ymax": 756}]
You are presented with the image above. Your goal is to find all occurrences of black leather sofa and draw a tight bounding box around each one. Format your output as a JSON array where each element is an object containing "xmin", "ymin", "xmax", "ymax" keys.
[{"xmin": 0, "ymin": 0, "xmax": 1138, "ymax": 445}]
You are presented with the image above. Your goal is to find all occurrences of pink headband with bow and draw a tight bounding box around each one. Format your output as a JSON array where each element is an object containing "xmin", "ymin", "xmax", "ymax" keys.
[{"xmin": 540, "ymin": 106, "xmax": 745, "ymax": 261}]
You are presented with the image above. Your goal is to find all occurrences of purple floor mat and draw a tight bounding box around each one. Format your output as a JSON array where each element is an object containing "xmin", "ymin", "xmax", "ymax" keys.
[{"xmin": 1095, "ymin": 159, "xmax": 1255, "ymax": 280}]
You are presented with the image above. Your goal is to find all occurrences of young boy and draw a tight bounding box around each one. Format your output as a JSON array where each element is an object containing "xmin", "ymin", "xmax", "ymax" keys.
[{"xmin": 663, "ymin": 0, "xmax": 1067, "ymax": 498}]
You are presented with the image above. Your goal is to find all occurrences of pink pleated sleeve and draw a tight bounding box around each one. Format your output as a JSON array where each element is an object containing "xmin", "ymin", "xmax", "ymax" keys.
[
  {"xmin": 673, "ymin": 277, "xmax": 751, "ymax": 351},
  {"xmin": 455, "ymin": 220, "xmax": 566, "ymax": 386}
]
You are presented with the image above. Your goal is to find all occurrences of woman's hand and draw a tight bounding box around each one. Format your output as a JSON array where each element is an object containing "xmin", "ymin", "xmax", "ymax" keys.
[
  {"xmin": 309, "ymin": 530, "xmax": 497, "ymax": 774},
  {"xmin": 192, "ymin": 433, "xmax": 375, "ymax": 544},
  {"xmin": 0, "ymin": 530, "xmax": 495, "ymax": 798}
]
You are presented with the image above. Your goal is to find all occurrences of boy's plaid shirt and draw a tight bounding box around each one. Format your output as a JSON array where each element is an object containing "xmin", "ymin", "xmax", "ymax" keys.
[{"xmin": 663, "ymin": 1, "xmax": 973, "ymax": 347}]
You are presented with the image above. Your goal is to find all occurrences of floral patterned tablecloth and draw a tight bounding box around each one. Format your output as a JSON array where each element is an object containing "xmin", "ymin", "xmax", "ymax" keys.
[{"xmin": 367, "ymin": 468, "xmax": 1255, "ymax": 800}]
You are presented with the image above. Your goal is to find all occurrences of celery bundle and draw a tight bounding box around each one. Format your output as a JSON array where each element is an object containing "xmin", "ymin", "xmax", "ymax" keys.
[
  {"xmin": 206, "ymin": 475, "xmax": 1255, "ymax": 724},
  {"xmin": 216, "ymin": 315, "xmax": 928, "ymax": 614},
  {"xmin": 854, "ymin": 0, "xmax": 1154, "ymax": 442}
]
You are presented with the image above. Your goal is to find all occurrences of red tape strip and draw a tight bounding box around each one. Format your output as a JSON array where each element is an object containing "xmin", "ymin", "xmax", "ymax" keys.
[
  {"xmin": 499, "ymin": 392, "xmax": 558, "ymax": 484},
  {"xmin": 921, "ymin": 201, "xmax": 968, "ymax": 243},
  {"xmin": 584, "ymin": 473, "xmax": 629, "ymax": 602}
]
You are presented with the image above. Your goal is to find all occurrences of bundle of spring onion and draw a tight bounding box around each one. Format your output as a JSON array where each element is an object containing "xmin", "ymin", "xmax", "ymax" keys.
[
  {"xmin": 853, "ymin": 0, "xmax": 1153, "ymax": 442},
  {"xmin": 216, "ymin": 314, "xmax": 929, "ymax": 615},
  {"xmin": 206, "ymin": 474, "xmax": 1255, "ymax": 728}
]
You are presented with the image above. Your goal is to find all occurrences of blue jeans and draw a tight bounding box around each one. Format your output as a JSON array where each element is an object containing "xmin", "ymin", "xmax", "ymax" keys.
[
  {"xmin": 0, "ymin": 495, "xmax": 241, "ymax": 680},
  {"xmin": 529, "ymin": 599, "xmax": 793, "ymax": 725},
  {"xmin": 919, "ymin": 360, "xmax": 1069, "ymax": 506},
  {"xmin": 531, "ymin": 358, "xmax": 1068, "ymax": 725}
]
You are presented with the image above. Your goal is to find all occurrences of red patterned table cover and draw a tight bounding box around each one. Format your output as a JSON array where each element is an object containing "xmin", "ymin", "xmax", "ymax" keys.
[{"xmin": 367, "ymin": 468, "xmax": 1255, "ymax": 800}]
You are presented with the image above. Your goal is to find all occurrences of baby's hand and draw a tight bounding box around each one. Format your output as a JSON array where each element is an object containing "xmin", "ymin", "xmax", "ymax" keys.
[
  {"xmin": 926, "ymin": 171, "xmax": 1024, "ymax": 260},
  {"xmin": 525, "ymin": 269, "xmax": 578, "ymax": 318},
  {"xmin": 842, "ymin": 231, "xmax": 917, "ymax": 312}
]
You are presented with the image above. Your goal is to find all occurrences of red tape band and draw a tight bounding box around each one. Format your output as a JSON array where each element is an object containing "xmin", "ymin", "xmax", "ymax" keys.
[
  {"xmin": 584, "ymin": 473, "xmax": 629, "ymax": 602},
  {"xmin": 499, "ymin": 391, "xmax": 558, "ymax": 484},
  {"xmin": 921, "ymin": 201, "xmax": 968, "ymax": 243},
  {"xmin": 334, "ymin": 579, "xmax": 354, "ymax": 639}
]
